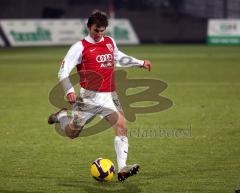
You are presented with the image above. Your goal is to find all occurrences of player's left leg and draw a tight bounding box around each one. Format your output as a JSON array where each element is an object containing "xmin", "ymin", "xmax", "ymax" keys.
[{"xmin": 104, "ymin": 112, "xmax": 140, "ymax": 182}]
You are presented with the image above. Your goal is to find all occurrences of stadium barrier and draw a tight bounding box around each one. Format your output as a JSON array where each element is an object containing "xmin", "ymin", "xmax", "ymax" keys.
[
  {"xmin": 0, "ymin": 19, "xmax": 139, "ymax": 47},
  {"xmin": 0, "ymin": 35, "xmax": 5, "ymax": 47},
  {"xmin": 208, "ymin": 19, "xmax": 240, "ymax": 45}
]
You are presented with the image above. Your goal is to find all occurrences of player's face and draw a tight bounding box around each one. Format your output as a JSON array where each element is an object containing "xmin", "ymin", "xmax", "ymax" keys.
[{"xmin": 89, "ymin": 24, "xmax": 106, "ymax": 42}]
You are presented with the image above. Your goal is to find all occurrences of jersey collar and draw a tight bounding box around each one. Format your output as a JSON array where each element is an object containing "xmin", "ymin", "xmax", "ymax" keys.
[{"xmin": 85, "ymin": 35, "xmax": 104, "ymax": 44}]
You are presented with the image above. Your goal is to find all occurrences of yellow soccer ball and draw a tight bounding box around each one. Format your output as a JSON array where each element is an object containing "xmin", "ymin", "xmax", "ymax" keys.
[{"xmin": 90, "ymin": 158, "xmax": 115, "ymax": 182}]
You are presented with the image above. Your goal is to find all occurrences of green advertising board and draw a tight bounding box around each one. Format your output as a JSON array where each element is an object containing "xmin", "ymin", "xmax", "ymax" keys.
[
  {"xmin": 0, "ymin": 19, "xmax": 139, "ymax": 46},
  {"xmin": 208, "ymin": 19, "xmax": 240, "ymax": 45}
]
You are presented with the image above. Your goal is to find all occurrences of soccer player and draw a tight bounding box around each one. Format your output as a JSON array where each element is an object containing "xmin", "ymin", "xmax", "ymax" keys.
[{"xmin": 48, "ymin": 10, "xmax": 152, "ymax": 181}]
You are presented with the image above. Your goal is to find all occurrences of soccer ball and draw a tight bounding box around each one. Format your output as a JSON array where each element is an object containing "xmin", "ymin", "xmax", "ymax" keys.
[{"xmin": 90, "ymin": 158, "xmax": 115, "ymax": 182}]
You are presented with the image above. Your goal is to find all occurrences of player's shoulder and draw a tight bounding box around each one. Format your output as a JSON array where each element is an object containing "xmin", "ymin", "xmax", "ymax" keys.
[
  {"xmin": 104, "ymin": 35, "xmax": 114, "ymax": 41},
  {"xmin": 104, "ymin": 36, "xmax": 116, "ymax": 46},
  {"xmin": 68, "ymin": 41, "xmax": 84, "ymax": 52},
  {"xmin": 71, "ymin": 41, "xmax": 83, "ymax": 49}
]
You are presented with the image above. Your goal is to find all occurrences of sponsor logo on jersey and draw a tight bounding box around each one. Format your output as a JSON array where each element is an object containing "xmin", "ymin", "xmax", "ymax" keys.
[
  {"xmin": 100, "ymin": 62, "xmax": 113, "ymax": 68},
  {"xmin": 96, "ymin": 54, "xmax": 113, "ymax": 63},
  {"xmin": 96, "ymin": 54, "xmax": 113, "ymax": 68},
  {"xmin": 106, "ymin": 43, "xmax": 113, "ymax": 52}
]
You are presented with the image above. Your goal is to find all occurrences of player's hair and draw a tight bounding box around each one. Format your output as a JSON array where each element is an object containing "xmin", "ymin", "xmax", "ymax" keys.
[{"xmin": 87, "ymin": 10, "xmax": 108, "ymax": 28}]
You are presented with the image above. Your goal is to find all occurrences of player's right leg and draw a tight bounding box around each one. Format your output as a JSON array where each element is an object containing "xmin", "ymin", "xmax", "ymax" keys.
[
  {"xmin": 48, "ymin": 108, "xmax": 67, "ymax": 125},
  {"xmin": 48, "ymin": 108, "xmax": 83, "ymax": 139}
]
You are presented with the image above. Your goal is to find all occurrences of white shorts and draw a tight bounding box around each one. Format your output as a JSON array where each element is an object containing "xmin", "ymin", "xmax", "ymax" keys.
[{"xmin": 71, "ymin": 88, "xmax": 122, "ymax": 127}]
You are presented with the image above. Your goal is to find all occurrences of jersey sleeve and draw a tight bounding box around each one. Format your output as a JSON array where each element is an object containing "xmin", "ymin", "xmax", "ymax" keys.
[
  {"xmin": 58, "ymin": 41, "xmax": 83, "ymax": 95},
  {"xmin": 108, "ymin": 36, "xmax": 144, "ymax": 67}
]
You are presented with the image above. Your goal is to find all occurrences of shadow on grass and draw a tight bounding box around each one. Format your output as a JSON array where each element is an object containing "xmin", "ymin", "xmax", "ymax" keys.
[
  {"xmin": 59, "ymin": 179, "xmax": 141, "ymax": 193},
  {"xmin": 0, "ymin": 190, "xmax": 43, "ymax": 193}
]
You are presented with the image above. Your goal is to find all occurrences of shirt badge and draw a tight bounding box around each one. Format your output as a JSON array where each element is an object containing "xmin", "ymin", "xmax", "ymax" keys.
[{"xmin": 106, "ymin": 43, "xmax": 113, "ymax": 52}]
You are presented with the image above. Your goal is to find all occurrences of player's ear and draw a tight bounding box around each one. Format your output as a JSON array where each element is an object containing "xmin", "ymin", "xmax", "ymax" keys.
[{"xmin": 87, "ymin": 23, "xmax": 91, "ymax": 31}]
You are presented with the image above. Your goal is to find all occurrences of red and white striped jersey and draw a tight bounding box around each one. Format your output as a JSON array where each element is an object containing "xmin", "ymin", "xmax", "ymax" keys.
[{"xmin": 58, "ymin": 35, "xmax": 144, "ymax": 94}]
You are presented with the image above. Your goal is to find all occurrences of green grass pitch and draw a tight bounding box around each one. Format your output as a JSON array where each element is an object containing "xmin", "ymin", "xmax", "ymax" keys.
[{"xmin": 0, "ymin": 45, "xmax": 240, "ymax": 193}]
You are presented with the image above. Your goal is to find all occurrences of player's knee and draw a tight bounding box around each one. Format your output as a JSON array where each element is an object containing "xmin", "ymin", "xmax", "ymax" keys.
[
  {"xmin": 115, "ymin": 119, "xmax": 126, "ymax": 129},
  {"xmin": 73, "ymin": 117, "xmax": 84, "ymax": 129},
  {"xmin": 67, "ymin": 130, "xmax": 81, "ymax": 139},
  {"xmin": 116, "ymin": 127, "xmax": 127, "ymax": 136},
  {"xmin": 65, "ymin": 124, "xmax": 82, "ymax": 139}
]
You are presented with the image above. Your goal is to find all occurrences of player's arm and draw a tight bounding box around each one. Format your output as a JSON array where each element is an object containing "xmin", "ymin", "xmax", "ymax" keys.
[
  {"xmin": 117, "ymin": 51, "xmax": 152, "ymax": 71},
  {"xmin": 58, "ymin": 42, "xmax": 83, "ymax": 104},
  {"xmin": 109, "ymin": 37, "xmax": 152, "ymax": 71}
]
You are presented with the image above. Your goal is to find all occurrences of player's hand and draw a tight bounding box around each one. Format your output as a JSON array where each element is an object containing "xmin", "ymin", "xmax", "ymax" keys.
[
  {"xmin": 67, "ymin": 92, "xmax": 77, "ymax": 104},
  {"xmin": 142, "ymin": 60, "xmax": 152, "ymax": 71}
]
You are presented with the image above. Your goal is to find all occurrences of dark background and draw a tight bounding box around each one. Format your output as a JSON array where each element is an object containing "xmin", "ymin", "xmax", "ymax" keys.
[{"xmin": 0, "ymin": 0, "xmax": 239, "ymax": 43}]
